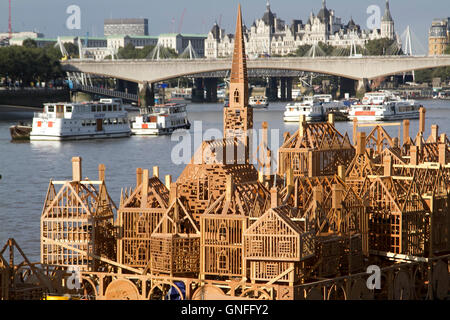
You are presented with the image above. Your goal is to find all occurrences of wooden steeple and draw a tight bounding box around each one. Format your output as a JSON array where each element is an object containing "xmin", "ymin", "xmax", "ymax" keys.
[{"xmin": 224, "ymin": 4, "xmax": 253, "ymax": 161}]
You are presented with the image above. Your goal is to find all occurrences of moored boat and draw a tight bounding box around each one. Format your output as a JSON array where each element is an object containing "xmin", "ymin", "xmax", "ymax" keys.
[
  {"xmin": 9, "ymin": 122, "xmax": 32, "ymax": 141},
  {"xmin": 283, "ymin": 97, "xmax": 324, "ymax": 122},
  {"xmin": 249, "ymin": 95, "xmax": 269, "ymax": 109},
  {"xmin": 348, "ymin": 91, "xmax": 420, "ymax": 121},
  {"xmin": 30, "ymin": 98, "xmax": 131, "ymax": 141},
  {"xmin": 131, "ymin": 103, "xmax": 191, "ymax": 136}
]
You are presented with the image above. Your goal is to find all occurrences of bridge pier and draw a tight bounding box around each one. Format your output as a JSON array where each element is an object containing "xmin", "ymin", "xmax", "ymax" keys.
[
  {"xmin": 267, "ymin": 77, "xmax": 278, "ymax": 102},
  {"xmin": 192, "ymin": 78, "xmax": 205, "ymax": 103},
  {"xmin": 286, "ymin": 78, "xmax": 293, "ymax": 101},
  {"xmin": 204, "ymin": 78, "xmax": 218, "ymax": 103},
  {"xmin": 138, "ymin": 82, "xmax": 155, "ymax": 110},
  {"xmin": 280, "ymin": 78, "xmax": 286, "ymax": 101}
]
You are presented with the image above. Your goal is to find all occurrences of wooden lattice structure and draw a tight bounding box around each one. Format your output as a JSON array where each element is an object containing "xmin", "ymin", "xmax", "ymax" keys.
[
  {"xmin": 364, "ymin": 176, "xmax": 430, "ymax": 256},
  {"xmin": 117, "ymin": 168, "xmax": 169, "ymax": 268},
  {"xmin": 150, "ymin": 187, "xmax": 200, "ymax": 277},
  {"xmin": 175, "ymin": 137, "xmax": 259, "ymax": 222},
  {"xmin": 41, "ymin": 158, "xmax": 116, "ymax": 271},
  {"xmin": 278, "ymin": 116, "xmax": 355, "ymax": 178},
  {"xmin": 244, "ymin": 206, "xmax": 315, "ymax": 285}
]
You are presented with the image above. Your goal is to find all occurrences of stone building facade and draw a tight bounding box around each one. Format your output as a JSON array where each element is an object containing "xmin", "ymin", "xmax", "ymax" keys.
[{"xmin": 205, "ymin": 0, "xmax": 396, "ymax": 58}]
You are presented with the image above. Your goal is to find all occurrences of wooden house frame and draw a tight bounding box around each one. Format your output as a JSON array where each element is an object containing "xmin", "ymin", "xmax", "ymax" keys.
[
  {"xmin": 278, "ymin": 119, "xmax": 354, "ymax": 178},
  {"xmin": 40, "ymin": 158, "xmax": 116, "ymax": 272},
  {"xmin": 364, "ymin": 176, "xmax": 430, "ymax": 256},
  {"xmin": 117, "ymin": 168, "xmax": 169, "ymax": 269},
  {"xmin": 244, "ymin": 206, "xmax": 315, "ymax": 285},
  {"xmin": 150, "ymin": 192, "xmax": 200, "ymax": 277}
]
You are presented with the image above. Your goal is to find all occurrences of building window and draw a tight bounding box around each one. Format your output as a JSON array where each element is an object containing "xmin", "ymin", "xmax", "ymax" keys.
[
  {"xmin": 234, "ymin": 89, "xmax": 240, "ymax": 103},
  {"xmin": 218, "ymin": 223, "xmax": 228, "ymax": 242},
  {"xmin": 217, "ymin": 251, "xmax": 228, "ymax": 271}
]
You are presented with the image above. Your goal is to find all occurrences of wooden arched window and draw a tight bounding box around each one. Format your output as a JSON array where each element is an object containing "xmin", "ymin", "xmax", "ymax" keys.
[
  {"xmin": 234, "ymin": 89, "xmax": 240, "ymax": 103},
  {"xmin": 218, "ymin": 223, "xmax": 228, "ymax": 242},
  {"xmin": 136, "ymin": 216, "xmax": 147, "ymax": 235},
  {"xmin": 217, "ymin": 251, "xmax": 228, "ymax": 271}
]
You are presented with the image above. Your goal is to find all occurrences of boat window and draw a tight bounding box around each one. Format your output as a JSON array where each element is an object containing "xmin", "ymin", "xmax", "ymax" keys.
[
  {"xmin": 113, "ymin": 105, "xmax": 117, "ymax": 111},
  {"xmin": 102, "ymin": 105, "xmax": 107, "ymax": 112},
  {"xmin": 66, "ymin": 106, "xmax": 72, "ymax": 113},
  {"xmin": 97, "ymin": 106, "xmax": 102, "ymax": 112},
  {"xmin": 47, "ymin": 106, "xmax": 54, "ymax": 113},
  {"xmin": 91, "ymin": 106, "xmax": 96, "ymax": 112},
  {"xmin": 108, "ymin": 105, "xmax": 112, "ymax": 112},
  {"xmin": 81, "ymin": 120, "xmax": 85, "ymax": 126}
]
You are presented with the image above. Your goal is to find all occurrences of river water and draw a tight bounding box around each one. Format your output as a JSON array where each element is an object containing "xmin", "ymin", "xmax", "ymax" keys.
[{"xmin": 1, "ymin": 100, "xmax": 450, "ymax": 261}]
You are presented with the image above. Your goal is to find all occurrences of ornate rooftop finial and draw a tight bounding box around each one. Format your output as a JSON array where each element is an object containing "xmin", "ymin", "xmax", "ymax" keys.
[
  {"xmin": 322, "ymin": 0, "xmax": 326, "ymax": 8},
  {"xmin": 382, "ymin": 0, "xmax": 393, "ymax": 22}
]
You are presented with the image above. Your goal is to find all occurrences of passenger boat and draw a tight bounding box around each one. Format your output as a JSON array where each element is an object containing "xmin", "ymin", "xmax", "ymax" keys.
[
  {"xmin": 249, "ymin": 95, "xmax": 269, "ymax": 109},
  {"xmin": 168, "ymin": 89, "xmax": 192, "ymax": 104},
  {"xmin": 283, "ymin": 97, "xmax": 324, "ymax": 122},
  {"xmin": 313, "ymin": 94, "xmax": 333, "ymax": 103},
  {"xmin": 30, "ymin": 98, "xmax": 131, "ymax": 141},
  {"xmin": 348, "ymin": 91, "xmax": 420, "ymax": 121},
  {"xmin": 131, "ymin": 103, "xmax": 191, "ymax": 135},
  {"xmin": 9, "ymin": 122, "xmax": 32, "ymax": 141}
]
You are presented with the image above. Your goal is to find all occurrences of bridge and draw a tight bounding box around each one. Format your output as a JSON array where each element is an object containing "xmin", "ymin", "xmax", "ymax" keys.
[{"xmin": 62, "ymin": 55, "xmax": 450, "ymax": 85}]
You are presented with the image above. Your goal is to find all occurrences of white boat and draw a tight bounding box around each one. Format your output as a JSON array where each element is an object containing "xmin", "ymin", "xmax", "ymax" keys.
[
  {"xmin": 283, "ymin": 97, "xmax": 324, "ymax": 122},
  {"xmin": 30, "ymin": 98, "xmax": 131, "ymax": 141},
  {"xmin": 131, "ymin": 103, "xmax": 191, "ymax": 135},
  {"xmin": 313, "ymin": 94, "xmax": 333, "ymax": 103},
  {"xmin": 348, "ymin": 91, "xmax": 420, "ymax": 121},
  {"xmin": 169, "ymin": 89, "xmax": 192, "ymax": 104},
  {"xmin": 249, "ymin": 96, "xmax": 269, "ymax": 108}
]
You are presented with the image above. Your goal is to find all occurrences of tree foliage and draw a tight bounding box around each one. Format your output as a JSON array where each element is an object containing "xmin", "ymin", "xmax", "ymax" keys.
[{"xmin": 0, "ymin": 45, "xmax": 63, "ymax": 85}]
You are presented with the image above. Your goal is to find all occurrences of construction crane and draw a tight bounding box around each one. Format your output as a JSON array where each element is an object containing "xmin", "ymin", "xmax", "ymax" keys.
[
  {"xmin": 177, "ymin": 8, "xmax": 186, "ymax": 34},
  {"xmin": 8, "ymin": 0, "xmax": 12, "ymax": 39}
]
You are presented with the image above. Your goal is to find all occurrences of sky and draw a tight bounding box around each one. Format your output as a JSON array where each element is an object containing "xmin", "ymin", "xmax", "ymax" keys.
[{"xmin": 0, "ymin": 0, "xmax": 449, "ymax": 53}]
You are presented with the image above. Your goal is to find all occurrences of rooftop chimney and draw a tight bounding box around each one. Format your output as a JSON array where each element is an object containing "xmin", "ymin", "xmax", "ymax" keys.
[
  {"xmin": 153, "ymin": 166, "xmax": 159, "ymax": 178},
  {"xmin": 71, "ymin": 157, "xmax": 82, "ymax": 182},
  {"xmin": 165, "ymin": 175, "xmax": 172, "ymax": 190},
  {"xmin": 403, "ymin": 120, "xmax": 410, "ymax": 145},
  {"xmin": 141, "ymin": 169, "xmax": 149, "ymax": 208},
  {"xmin": 440, "ymin": 133, "xmax": 447, "ymax": 144},
  {"xmin": 419, "ymin": 107, "xmax": 426, "ymax": 134},
  {"xmin": 98, "ymin": 164, "xmax": 105, "ymax": 181},
  {"xmin": 328, "ymin": 113, "xmax": 335, "ymax": 126},
  {"xmin": 299, "ymin": 114, "xmax": 306, "ymax": 137},
  {"xmin": 431, "ymin": 125, "xmax": 439, "ymax": 143},
  {"xmin": 136, "ymin": 168, "xmax": 143, "ymax": 187},
  {"xmin": 356, "ymin": 132, "xmax": 366, "ymax": 156},
  {"xmin": 353, "ymin": 118, "xmax": 358, "ymax": 145},
  {"xmin": 270, "ymin": 187, "xmax": 279, "ymax": 208}
]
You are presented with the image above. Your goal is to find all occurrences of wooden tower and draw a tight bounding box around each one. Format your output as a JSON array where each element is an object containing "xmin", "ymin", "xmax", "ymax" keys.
[{"xmin": 223, "ymin": 4, "xmax": 253, "ymax": 163}]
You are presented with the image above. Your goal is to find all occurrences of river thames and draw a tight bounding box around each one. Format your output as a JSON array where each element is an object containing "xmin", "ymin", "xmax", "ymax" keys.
[{"xmin": 1, "ymin": 99, "xmax": 450, "ymax": 261}]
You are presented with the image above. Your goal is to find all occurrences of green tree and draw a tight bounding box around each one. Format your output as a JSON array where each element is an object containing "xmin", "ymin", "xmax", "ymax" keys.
[
  {"xmin": 364, "ymin": 38, "xmax": 401, "ymax": 56},
  {"xmin": 23, "ymin": 38, "xmax": 37, "ymax": 48},
  {"xmin": 295, "ymin": 44, "xmax": 312, "ymax": 57}
]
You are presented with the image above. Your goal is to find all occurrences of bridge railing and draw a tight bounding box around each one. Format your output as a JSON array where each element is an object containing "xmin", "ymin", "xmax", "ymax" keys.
[{"xmin": 72, "ymin": 84, "xmax": 138, "ymax": 102}]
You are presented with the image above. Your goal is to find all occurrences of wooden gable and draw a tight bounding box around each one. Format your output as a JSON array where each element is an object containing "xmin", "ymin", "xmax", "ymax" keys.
[{"xmin": 244, "ymin": 206, "xmax": 314, "ymax": 262}]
